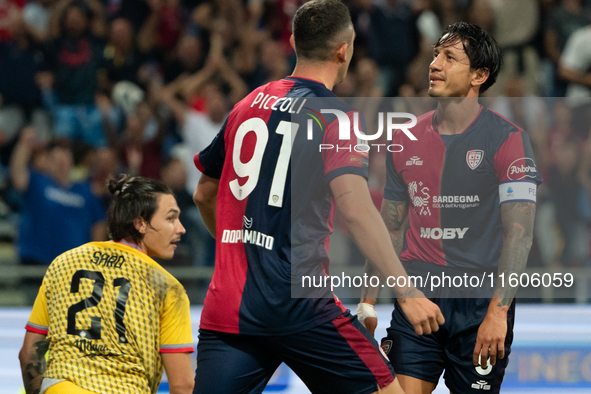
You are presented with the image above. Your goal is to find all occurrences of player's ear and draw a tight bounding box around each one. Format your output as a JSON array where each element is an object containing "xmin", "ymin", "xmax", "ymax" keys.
[
  {"xmin": 134, "ymin": 217, "xmax": 148, "ymax": 234},
  {"xmin": 336, "ymin": 42, "xmax": 348, "ymax": 64},
  {"xmin": 289, "ymin": 34, "xmax": 296, "ymax": 51},
  {"xmin": 471, "ymin": 67, "xmax": 489, "ymax": 89}
]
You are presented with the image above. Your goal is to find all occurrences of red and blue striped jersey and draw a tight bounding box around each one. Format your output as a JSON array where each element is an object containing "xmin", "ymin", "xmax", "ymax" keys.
[
  {"xmin": 194, "ymin": 77, "xmax": 368, "ymax": 334},
  {"xmin": 385, "ymin": 106, "xmax": 543, "ymax": 269}
]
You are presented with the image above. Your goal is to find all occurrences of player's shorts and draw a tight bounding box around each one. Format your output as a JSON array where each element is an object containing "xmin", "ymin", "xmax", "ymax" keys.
[
  {"xmin": 194, "ymin": 311, "xmax": 394, "ymax": 394},
  {"xmin": 44, "ymin": 381, "xmax": 95, "ymax": 394},
  {"xmin": 382, "ymin": 296, "xmax": 515, "ymax": 394}
]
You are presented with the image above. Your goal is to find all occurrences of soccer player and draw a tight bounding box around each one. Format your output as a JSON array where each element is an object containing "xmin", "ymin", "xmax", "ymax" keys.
[
  {"xmin": 18, "ymin": 176, "xmax": 194, "ymax": 394},
  {"xmin": 192, "ymin": 0, "xmax": 443, "ymax": 393},
  {"xmin": 356, "ymin": 22, "xmax": 543, "ymax": 394}
]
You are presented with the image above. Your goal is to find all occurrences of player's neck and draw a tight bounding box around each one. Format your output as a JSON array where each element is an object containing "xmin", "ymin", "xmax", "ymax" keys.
[
  {"xmin": 291, "ymin": 63, "xmax": 338, "ymax": 91},
  {"xmin": 118, "ymin": 239, "xmax": 147, "ymax": 254},
  {"xmin": 435, "ymin": 98, "xmax": 481, "ymax": 135}
]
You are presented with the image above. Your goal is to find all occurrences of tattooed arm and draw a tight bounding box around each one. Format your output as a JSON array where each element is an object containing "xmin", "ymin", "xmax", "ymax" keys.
[
  {"xmin": 19, "ymin": 331, "xmax": 49, "ymax": 394},
  {"xmin": 473, "ymin": 201, "xmax": 536, "ymax": 369}
]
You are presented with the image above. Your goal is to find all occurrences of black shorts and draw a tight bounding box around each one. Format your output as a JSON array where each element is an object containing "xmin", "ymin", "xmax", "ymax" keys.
[
  {"xmin": 194, "ymin": 311, "xmax": 395, "ymax": 394},
  {"xmin": 381, "ymin": 297, "xmax": 515, "ymax": 394}
]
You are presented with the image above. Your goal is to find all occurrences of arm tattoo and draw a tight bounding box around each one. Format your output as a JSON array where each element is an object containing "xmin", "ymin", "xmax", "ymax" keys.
[
  {"xmin": 396, "ymin": 287, "xmax": 418, "ymax": 304},
  {"xmin": 334, "ymin": 190, "xmax": 352, "ymax": 201},
  {"xmin": 496, "ymin": 201, "xmax": 536, "ymax": 307},
  {"xmin": 361, "ymin": 200, "xmax": 409, "ymax": 300},
  {"xmin": 381, "ymin": 200, "xmax": 409, "ymax": 256},
  {"xmin": 23, "ymin": 339, "xmax": 49, "ymax": 394}
]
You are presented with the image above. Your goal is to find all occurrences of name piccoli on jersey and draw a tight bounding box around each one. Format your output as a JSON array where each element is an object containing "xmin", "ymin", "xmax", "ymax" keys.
[{"xmin": 250, "ymin": 93, "xmax": 307, "ymax": 113}]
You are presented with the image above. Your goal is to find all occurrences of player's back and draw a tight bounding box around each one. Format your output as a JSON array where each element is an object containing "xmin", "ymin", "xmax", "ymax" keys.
[
  {"xmin": 35, "ymin": 241, "xmax": 186, "ymax": 394},
  {"xmin": 196, "ymin": 77, "xmax": 366, "ymax": 335}
]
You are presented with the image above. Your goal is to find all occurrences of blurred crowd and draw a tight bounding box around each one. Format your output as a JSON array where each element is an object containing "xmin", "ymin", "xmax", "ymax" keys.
[{"xmin": 0, "ymin": 0, "xmax": 591, "ymax": 271}]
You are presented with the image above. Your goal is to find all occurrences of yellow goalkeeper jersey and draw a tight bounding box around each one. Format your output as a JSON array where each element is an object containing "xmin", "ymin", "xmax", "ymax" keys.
[{"xmin": 25, "ymin": 241, "xmax": 194, "ymax": 394}]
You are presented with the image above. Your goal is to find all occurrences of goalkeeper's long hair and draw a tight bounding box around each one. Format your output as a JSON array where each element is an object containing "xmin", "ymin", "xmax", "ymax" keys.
[
  {"xmin": 436, "ymin": 22, "xmax": 503, "ymax": 93},
  {"xmin": 106, "ymin": 175, "xmax": 173, "ymax": 244}
]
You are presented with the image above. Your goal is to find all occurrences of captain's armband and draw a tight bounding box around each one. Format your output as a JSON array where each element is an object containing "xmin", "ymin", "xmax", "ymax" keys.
[{"xmin": 498, "ymin": 181, "xmax": 537, "ymax": 204}]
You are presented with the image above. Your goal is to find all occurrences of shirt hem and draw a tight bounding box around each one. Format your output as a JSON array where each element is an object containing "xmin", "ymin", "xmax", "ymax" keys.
[
  {"xmin": 25, "ymin": 325, "xmax": 48, "ymax": 335},
  {"xmin": 200, "ymin": 308, "xmax": 344, "ymax": 336},
  {"xmin": 160, "ymin": 347, "xmax": 194, "ymax": 353}
]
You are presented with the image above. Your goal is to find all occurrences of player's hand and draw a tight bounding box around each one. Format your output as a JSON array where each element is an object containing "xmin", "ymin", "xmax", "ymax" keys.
[
  {"xmin": 397, "ymin": 290, "xmax": 444, "ymax": 335},
  {"xmin": 473, "ymin": 306, "xmax": 507, "ymax": 369},
  {"xmin": 356, "ymin": 302, "xmax": 378, "ymax": 335}
]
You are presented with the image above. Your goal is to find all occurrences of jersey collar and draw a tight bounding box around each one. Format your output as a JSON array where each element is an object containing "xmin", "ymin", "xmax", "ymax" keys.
[{"xmin": 116, "ymin": 240, "xmax": 144, "ymax": 254}]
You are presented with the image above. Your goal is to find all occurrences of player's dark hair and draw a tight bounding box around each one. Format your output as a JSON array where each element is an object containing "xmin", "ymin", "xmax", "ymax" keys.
[
  {"xmin": 436, "ymin": 22, "xmax": 502, "ymax": 93},
  {"xmin": 107, "ymin": 175, "xmax": 173, "ymax": 244},
  {"xmin": 292, "ymin": 0, "xmax": 353, "ymax": 61}
]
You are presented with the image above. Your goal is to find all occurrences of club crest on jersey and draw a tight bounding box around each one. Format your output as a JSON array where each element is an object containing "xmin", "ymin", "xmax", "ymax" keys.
[
  {"xmin": 381, "ymin": 340, "xmax": 393, "ymax": 356},
  {"xmin": 466, "ymin": 150, "xmax": 484, "ymax": 170}
]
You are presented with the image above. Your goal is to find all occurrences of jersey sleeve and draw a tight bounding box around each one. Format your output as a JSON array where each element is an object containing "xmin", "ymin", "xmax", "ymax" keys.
[
  {"xmin": 322, "ymin": 111, "xmax": 369, "ymax": 184},
  {"xmin": 383, "ymin": 149, "xmax": 409, "ymax": 201},
  {"xmin": 159, "ymin": 280, "xmax": 194, "ymax": 353},
  {"xmin": 25, "ymin": 282, "xmax": 49, "ymax": 335},
  {"xmin": 193, "ymin": 119, "xmax": 227, "ymax": 179},
  {"xmin": 494, "ymin": 131, "xmax": 543, "ymax": 205}
]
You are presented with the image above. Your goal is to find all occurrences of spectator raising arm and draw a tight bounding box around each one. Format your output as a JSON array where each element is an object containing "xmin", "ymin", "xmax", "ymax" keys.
[
  {"xmin": 179, "ymin": 30, "xmax": 248, "ymax": 105},
  {"xmin": 10, "ymin": 127, "xmax": 36, "ymax": 192}
]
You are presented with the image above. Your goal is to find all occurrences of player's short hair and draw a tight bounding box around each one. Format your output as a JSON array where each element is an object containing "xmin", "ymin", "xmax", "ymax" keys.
[
  {"xmin": 107, "ymin": 175, "xmax": 173, "ymax": 244},
  {"xmin": 436, "ymin": 22, "xmax": 502, "ymax": 93},
  {"xmin": 292, "ymin": 0, "xmax": 353, "ymax": 62}
]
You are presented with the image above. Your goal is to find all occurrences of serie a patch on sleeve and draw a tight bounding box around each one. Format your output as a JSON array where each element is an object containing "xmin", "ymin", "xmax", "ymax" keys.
[{"xmin": 498, "ymin": 181, "xmax": 537, "ymax": 204}]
